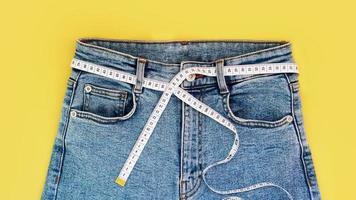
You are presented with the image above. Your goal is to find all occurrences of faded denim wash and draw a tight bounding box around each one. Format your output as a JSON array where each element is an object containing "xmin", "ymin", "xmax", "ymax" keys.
[{"xmin": 41, "ymin": 38, "xmax": 320, "ymax": 200}]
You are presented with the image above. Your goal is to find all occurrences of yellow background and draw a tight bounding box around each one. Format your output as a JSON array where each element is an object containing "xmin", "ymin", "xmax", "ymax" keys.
[{"xmin": 0, "ymin": 0, "xmax": 355, "ymax": 199}]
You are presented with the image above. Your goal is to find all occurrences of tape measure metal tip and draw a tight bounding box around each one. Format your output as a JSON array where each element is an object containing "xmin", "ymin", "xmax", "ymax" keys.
[{"xmin": 116, "ymin": 177, "xmax": 126, "ymax": 187}]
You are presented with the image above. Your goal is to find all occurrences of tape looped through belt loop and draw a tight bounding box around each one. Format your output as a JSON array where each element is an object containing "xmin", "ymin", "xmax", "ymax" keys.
[
  {"xmin": 133, "ymin": 57, "xmax": 147, "ymax": 95},
  {"xmin": 215, "ymin": 59, "xmax": 229, "ymax": 95}
]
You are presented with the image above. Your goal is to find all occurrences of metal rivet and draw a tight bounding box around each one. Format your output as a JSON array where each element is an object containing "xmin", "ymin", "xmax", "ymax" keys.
[
  {"xmin": 286, "ymin": 115, "xmax": 293, "ymax": 123},
  {"xmin": 84, "ymin": 85, "xmax": 92, "ymax": 93},
  {"xmin": 70, "ymin": 110, "xmax": 77, "ymax": 117},
  {"xmin": 186, "ymin": 74, "xmax": 196, "ymax": 82}
]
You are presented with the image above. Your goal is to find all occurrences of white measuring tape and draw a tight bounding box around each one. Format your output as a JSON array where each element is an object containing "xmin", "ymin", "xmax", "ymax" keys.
[{"xmin": 71, "ymin": 58, "xmax": 297, "ymax": 199}]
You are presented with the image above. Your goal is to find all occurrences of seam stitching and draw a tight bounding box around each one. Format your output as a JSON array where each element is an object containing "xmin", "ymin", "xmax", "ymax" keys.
[
  {"xmin": 182, "ymin": 91, "xmax": 204, "ymax": 198},
  {"xmin": 53, "ymin": 71, "xmax": 82, "ymax": 200},
  {"xmin": 284, "ymin": 73, "xmax": 314, "ymax": 200}
]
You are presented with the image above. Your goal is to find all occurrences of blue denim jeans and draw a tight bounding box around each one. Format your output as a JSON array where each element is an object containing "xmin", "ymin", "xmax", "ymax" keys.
[{"xmin": 41, "ymin": 39, "xmax": 320, "ymax": 200}]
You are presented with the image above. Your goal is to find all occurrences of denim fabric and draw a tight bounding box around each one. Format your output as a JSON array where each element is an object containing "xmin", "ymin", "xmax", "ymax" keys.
[{"xmin": 41, "ymin": 38, "xmax": 320, "ymax": 200}]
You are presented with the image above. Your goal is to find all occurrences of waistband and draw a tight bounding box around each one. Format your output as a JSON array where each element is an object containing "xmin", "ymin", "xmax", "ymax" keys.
[{"xmin": 73, "ymin": 38, "xmax": 296, "ymax": 89}]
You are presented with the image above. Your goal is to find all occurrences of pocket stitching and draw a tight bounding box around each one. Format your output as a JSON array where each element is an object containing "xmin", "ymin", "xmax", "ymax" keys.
[
  {"xmin": 222, "ymin": 92, "xmax": 293, "ymax": 128},
  {"xmin": 228, "ymin": 73, "xmax": 281, "ymax": 86},
  {"xmin": 77, "ymin": 85, "xmax": 137, "ymax": 124},
  {"xmin": 71, "ymin": 94, "xmax": 137, "ymax": 124},
  {"xmin": 83, "ymin": 91, "xmax": 126, "ymax": 116},
  {"xmin": 84, "ymin": 83, "xmax": 127, "ymax": 99},
  {"xmin": 82, "ymin": 83, "xmax": 134, "ymax": 120},
  {"xmin": 82, "ymin": 83, "xmax": 130, "ymax": 120},
  {"xmin": 290, "ymin": 80, "xmax": 299, "ymax": 93}
]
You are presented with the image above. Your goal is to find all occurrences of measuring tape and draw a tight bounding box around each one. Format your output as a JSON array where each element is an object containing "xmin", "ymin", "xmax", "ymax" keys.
[{"xmin": 71, "ymin": 58, "xmax": 297, "ymax": 199}]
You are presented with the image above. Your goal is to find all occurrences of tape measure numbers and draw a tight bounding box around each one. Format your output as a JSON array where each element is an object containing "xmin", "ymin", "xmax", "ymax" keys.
[{"xmin": 71, "ymin": 58, "xmax": 298, "ymax": 199}]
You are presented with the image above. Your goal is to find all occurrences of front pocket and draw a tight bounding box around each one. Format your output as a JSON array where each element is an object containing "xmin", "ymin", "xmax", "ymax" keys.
[
  {"xmin": 222, "ymin": 74, "xmax": 294, "ymax": 128},
  {"xmin": 83, "ymin": 83, "xmax": 128, "ymax": 117},
  {"xmin": 75, "ymin": 83, "xmax": 137, "ymax": 124}
]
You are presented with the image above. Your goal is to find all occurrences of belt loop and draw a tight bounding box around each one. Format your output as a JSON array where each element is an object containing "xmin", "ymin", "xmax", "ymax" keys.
[
  {"xmin": 133, "ymin": 57, "xmax": 147, "ymax": 95},
  {"xmin": 215, "ymin": 59, "xmax": 229, "ymax": 95}
]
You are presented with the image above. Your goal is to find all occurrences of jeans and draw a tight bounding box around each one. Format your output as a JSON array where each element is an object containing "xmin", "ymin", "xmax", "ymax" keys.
[{"xmin": 41, "ymin": 38, "xmax": 321, "ymax": 200}]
